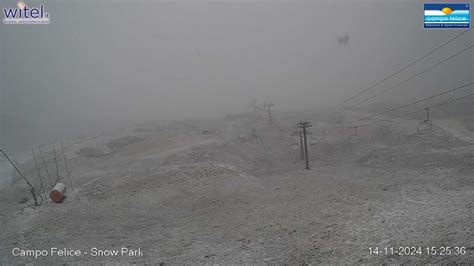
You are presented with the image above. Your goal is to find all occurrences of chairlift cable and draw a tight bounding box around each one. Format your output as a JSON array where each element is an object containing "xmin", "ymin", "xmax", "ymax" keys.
[
  {"xmin": 353, "ymin": 91, "xmax": 474, "ymax": 128},
  {"xmin": 346, "ymin": 82, "xmax": 474, "ymax": 125},
  {"xmin": 349, "ymin": 44, "xmax": 474, "ymax": 108},
  {"xmin": 398, "ymin": 92, "xmax": 474, "ymax": 118},
  {"xmin": 330, "ymin": 28, "xmax": 472, "ymax": 111}
]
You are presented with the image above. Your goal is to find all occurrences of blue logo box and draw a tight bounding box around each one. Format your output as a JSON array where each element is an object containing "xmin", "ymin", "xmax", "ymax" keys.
[{"xmin": 424, "ymin": 3, "xmax": 470, "ymax": 28}]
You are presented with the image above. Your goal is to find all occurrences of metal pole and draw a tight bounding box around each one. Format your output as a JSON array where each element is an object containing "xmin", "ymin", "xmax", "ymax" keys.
[
  {"xmin": 297, "ymin": 121, "xmax": 312, "ymax": 170},
  {"xmin": 60, "ymin": 141, "xmax": 73, "ymax": 187},
  {"xmin": 302, "ymin": 126, "xmax": 309, "ymax": 170},
  {"xmin": 268, "ymin": 106, "xmax": 272, "ymax": 125},
  {"xmin": 52, "ymin": 142, "xmax": 60, "ymax": 184},
  {"xmin": 32, "ymin": 148, "xmax": 47, "ymax": 199},
  {"xmin": 0, "ymin": 149, "xmax": 40, "ymax": 206},
  {"xmin": 299, "ymin": 131, "xmax": 304, "ymax": 160},
  {"xmin": 39, "ymin": 146, "xmax": 53, "ymax": 187}
]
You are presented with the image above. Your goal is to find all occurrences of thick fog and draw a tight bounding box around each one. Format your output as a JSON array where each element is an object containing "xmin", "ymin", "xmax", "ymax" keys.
[{"xmin": 1, "ymin": 0, "xmax": 472, "ymax": 151}]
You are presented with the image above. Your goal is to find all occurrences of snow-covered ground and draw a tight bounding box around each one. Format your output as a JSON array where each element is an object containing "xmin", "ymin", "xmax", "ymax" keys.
[{"xmin": 1, "ymin": 112, "xmax": 473, "ymax": 264}]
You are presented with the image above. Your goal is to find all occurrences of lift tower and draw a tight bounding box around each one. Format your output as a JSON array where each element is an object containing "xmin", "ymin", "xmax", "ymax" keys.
[
  {"xmin": 263, "ymin": 102, "xmax": 274, "ymax": 125},
  {"xmin": 297, "ymin": 121, "xmax": 312, "ymax": 170}
]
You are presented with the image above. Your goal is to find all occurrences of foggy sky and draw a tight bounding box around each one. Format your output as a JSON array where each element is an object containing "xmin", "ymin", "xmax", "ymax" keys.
[{"xmin": 1, "ymin": 0, "xmax": 472, "ymax": 150}]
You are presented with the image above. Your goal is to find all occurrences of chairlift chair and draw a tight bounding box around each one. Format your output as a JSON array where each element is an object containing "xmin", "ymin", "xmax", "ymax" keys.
[
  {"xmin": 291, "ymin": 131, "xmax": 300, "ymax": 146},
  {"xmin": 319, "ymin": 129, "xmax": 326, "ymax": 143},
  {"xmin": 417, "ymin": 107, "xmax": 433, "ymax": 135},
  {"xmin": 307, "ymin": 131, "xmax": 319, "ymax": 145},
  {"xmin": 348, "ymin": 126, "xmax": 360, "ymax": 143}
]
